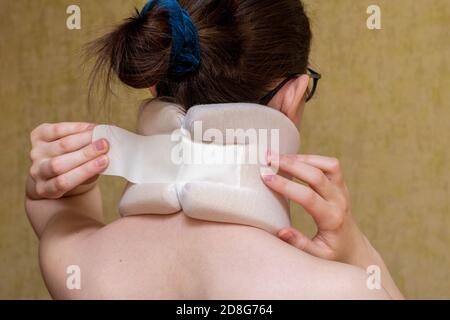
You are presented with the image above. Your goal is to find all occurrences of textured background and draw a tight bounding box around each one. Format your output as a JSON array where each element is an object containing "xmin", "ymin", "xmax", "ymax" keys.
[{"xmin": 0, "ymin": 0, "xmax": 448, "ymax": 299}]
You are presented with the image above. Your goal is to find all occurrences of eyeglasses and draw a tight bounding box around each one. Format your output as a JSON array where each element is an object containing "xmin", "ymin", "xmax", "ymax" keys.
[{"xmin": 259, "ymin": 68, "xmax": 322, "ymax": 106}]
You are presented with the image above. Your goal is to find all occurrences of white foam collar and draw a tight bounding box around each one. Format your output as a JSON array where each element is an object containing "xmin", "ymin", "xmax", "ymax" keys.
[{"xmin": 93, "ymin": 99, "xmax": 300, "ymax": 234}]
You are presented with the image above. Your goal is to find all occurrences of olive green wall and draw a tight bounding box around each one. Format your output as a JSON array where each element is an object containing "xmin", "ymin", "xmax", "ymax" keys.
[{"xmin": 0, "ymin": 0, "xmax": 448, "ymax": 299}]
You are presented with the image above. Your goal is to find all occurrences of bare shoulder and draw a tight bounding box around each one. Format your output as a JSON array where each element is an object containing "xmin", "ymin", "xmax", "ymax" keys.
[
  {"xmin": 38, "ymin": 212, "xmax": 104, "ymax": 299},
  {"xmin": 298, "ymin": 258, "xmax": 392, "ymax": 300},
  {"xmin": 39, "ymin": 215, "xmax": 183, "ymax": 299},
  {"xmin": 185, "ymin": 223, "xmax": 392, "ymax": 300},
  {"xmin": 257, "ymin": 232, "xmax": 391, "ymax": 299},
  {"xmin": 242, "ymin": 241, "xmax": 391, "ymax": 300}
]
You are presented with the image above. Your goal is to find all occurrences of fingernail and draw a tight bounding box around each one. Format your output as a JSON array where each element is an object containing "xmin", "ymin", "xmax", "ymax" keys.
[
  {"xmin": 95, "ymin": 156, "xmax": 107, "ymax": 167},
  {"xmin": 262, "ymin": 174, "xmax": 275, "ymax": 182},
  {"xmin": 280, "ymin": 231, "xmax": 294, "ymax": 242},
  {"xmin": 86, "ymin": 123, "xmax": 96, "ymax": 130},
  {"xmin": 94, "ymin": 139, "xmax": 106, "ymax": 151}
]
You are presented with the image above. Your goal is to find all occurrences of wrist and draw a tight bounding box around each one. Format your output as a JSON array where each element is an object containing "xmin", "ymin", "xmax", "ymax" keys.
[
  {"xmin": 341, "ymin": 217, "xmax": 382, "ymax": 269},
  {"xmin": 348, "ymin": 231, "xmax": 382, "ymax": 269}
]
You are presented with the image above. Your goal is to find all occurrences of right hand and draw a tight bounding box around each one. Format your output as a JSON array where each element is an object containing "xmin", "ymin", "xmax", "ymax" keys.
[
  {"xmin": 261, "ymin": 153, "xmax": 404, "ymax": 299},
  {"xmin": 27, "ymin": 122, "xmax": 109, "ymax": 200},
  {"xmin": 262, "ymin": 153, "xmax": 371, "ymax": 268}
]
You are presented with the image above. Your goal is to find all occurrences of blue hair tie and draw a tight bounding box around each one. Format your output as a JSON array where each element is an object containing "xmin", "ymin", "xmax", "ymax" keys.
[{"xmin": 141, "ymin": 0, "xmax": 201, "ymax": 80}]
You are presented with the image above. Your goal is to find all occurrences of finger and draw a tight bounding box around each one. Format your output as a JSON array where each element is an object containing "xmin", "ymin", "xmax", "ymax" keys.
[
  {"xmin": 275, "ymin": 154, "xmax": 338, "ymax": 200},
  {"xmin": 293, "ymin": 155, "xmax": 344, "ymax": 185},
  {"xmin": 261, "ymin": 174, "xmax": 332, "ymax": 223},
  {"xmin": 83, "ymin": 175, "xmax": 99, "ymax": 185},
  {"xmin": 31, "ymin": 122, "xmax": 94, "ymax": 143},
  {"xmin": 39, "ymin": 139, "xmax": 109, "ymax": 179},
  {"xmin": 278, "ymin": 228, "xmax": 332, "ymax": 259},
  {"xmin": 41, "ymin": 155, "xmax": 109, "ymax": 198},
  {"xmin": 44, "ymin": 129, "xmax": 95, "ymax": 157}
]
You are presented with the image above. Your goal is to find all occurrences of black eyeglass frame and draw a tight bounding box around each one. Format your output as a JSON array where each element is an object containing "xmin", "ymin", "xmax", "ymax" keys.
[{"xmin": 259, "ymin": 68, "xmax": 322, "ymax": 106}]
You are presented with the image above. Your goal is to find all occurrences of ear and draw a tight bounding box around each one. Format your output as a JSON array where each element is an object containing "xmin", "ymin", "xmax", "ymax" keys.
[
  {"xmin": 269, "ymin": 75, "xmax": 309, "ymax": 124},
  {"xmin": 149, "ymin": 85, "xmax": 158, "ymax": 97}
]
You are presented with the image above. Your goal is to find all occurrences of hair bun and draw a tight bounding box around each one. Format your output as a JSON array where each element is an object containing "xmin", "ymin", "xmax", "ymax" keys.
[
  {"xmin": 140, "ymin": 0, "xmax": 201, "ymax": 80},
  {"xmin": 88, "ymin": 8, "xmax": 173, "ymax": 90}
]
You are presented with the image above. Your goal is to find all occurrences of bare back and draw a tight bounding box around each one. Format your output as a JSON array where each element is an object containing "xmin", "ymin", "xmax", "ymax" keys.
[{"xmin": 39, "ymin": 213, "xmax": 390, "ymax": 300}]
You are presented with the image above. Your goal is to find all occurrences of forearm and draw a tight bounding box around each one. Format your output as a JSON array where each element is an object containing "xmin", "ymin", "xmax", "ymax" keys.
[
  {"xmin": 25, "ymin": 175, "xmax": 103, "ymax": 238},
  {"xmin": 349, "ymin": 234, "xmax": 405, "ymax": 300}
]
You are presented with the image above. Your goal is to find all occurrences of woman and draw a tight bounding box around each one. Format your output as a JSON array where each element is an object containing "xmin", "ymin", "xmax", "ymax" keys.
[{"xmin": 25, "ymin": 0, "xmax": 403, "ymax": 299}]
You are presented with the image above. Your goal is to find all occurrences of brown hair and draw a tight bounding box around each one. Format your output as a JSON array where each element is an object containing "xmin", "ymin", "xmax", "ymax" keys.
[{"xmin": 87, "ymin": 0, "xmax": 312, "ymax": 110}]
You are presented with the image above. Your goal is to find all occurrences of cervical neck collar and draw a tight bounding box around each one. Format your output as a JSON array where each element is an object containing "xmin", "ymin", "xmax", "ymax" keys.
[{"xmin": 93, "ymin": 99, "xmax": 300, "ymax": 234}]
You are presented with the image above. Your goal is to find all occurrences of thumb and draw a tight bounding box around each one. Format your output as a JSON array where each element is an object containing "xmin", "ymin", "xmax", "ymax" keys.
[{"xmin": 278, "ymin": 227, "xmax": 330, "ymax": 259}]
